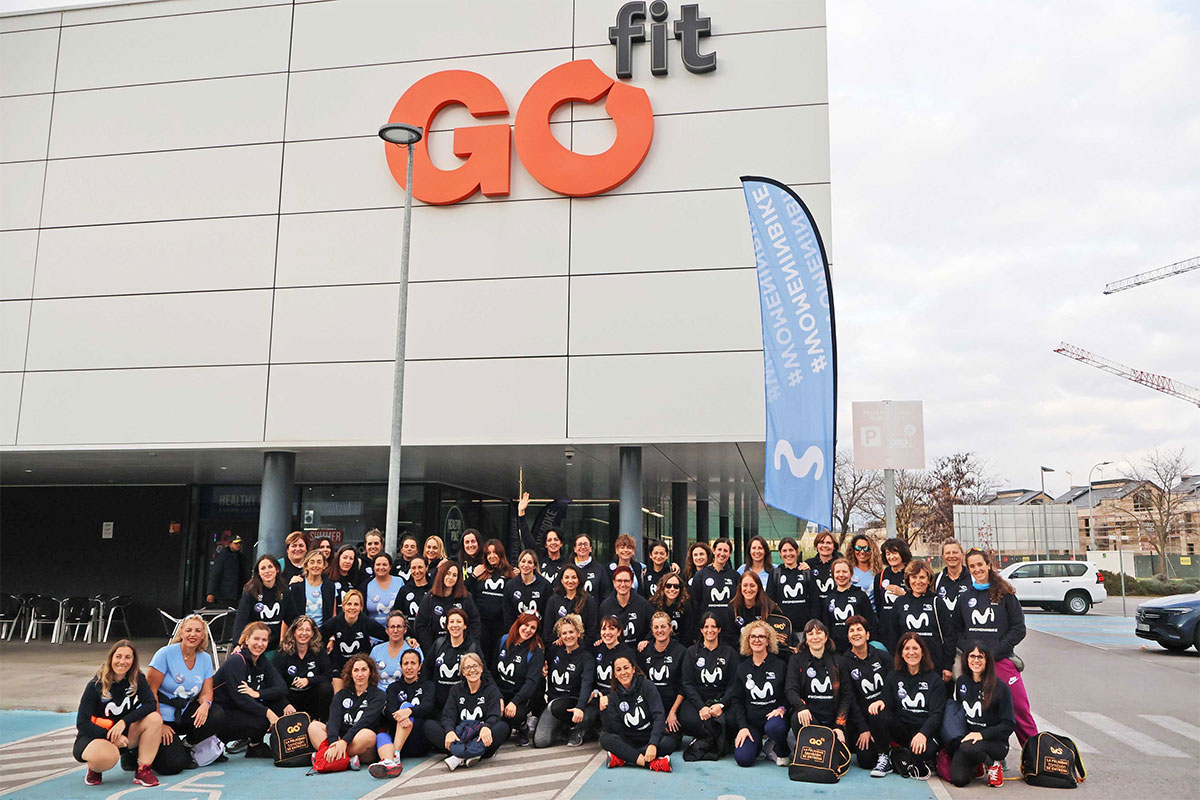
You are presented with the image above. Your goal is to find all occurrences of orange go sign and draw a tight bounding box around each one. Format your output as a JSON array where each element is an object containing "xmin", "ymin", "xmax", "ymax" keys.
[{"xmin": 384, "ymin": 59, "xmax": 654, "ymax": 205}]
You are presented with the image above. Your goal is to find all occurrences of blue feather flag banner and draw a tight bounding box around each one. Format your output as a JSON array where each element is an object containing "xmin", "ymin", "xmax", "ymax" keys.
[{"xmin": 740, "ymin": 177, "xmax": 837, "ymax": 529}]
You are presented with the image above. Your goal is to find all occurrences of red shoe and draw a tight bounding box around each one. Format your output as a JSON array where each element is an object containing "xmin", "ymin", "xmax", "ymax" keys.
[
  {"xmin": 133, "ymin": 766, "xmax": 159, "ymax": 787},
  {"xmin": 649, "ymin": 756, "xmax": 671, "ymax": 772},
  {"xmin": 975, "ymin": 763, "xmax": 987, "ymax": 779},
  {"xmin": 607, "ymin": 753, "xmax": 625, "ymax": 768},
  {"xmin": 84, "ymin": 770, "xmax": 102, "ymax": 786},
  {"xmin": 986, "ymin": 762, "xmax": 1004, "ymax": 787}
]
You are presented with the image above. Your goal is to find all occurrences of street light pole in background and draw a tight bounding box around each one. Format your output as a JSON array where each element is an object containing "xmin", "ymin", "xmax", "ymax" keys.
[
  {"xmin": 378, "ymin": 122, "xmax": 423, "ymax": 557},
  {"xmin": 1040, "ymin": 466, "xmax": 1054, "ymax": 560},
  {"xmin": 1089, "ymin": 460, "xmax": 1121, "ymax": 615}
]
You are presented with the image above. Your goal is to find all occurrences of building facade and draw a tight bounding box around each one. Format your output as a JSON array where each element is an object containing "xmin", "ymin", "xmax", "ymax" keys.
[{"xmin": 0, "ymin": 0, "xmax": 830, "ymax": 628}]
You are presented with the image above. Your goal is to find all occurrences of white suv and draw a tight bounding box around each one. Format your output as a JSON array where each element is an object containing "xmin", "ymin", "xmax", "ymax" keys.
[{"xmin": 1000, "ymin": 560, "xmax": 1108, "ymax": 615}]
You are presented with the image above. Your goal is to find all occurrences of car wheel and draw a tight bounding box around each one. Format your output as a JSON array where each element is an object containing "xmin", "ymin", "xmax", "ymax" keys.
[{"xmin": 1065, "ymin": 591, "xmax": 1090, "ymax": 615}]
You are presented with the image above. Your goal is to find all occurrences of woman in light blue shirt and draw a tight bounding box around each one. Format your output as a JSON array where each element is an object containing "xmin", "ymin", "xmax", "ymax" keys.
[
  {"xmin": 365, "ymin": 553, "xmax": 404, "ymax": 628},
  {"xmin": 145, "ymin": 615, "xmax": 225, "ymax": 774},
  {"xmin": 847, "ymin": 533, "xmax": 882, "ymax": 611}
]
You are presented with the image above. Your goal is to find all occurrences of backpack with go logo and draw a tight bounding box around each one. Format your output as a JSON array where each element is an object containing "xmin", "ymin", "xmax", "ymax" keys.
[
  {"xmin": 788, "ymin": 724, "xmax": 851, "ymax": 783},
  {"xmin": 1021, "ymin": 731, "xmax": 1086, "ymax": 788}
]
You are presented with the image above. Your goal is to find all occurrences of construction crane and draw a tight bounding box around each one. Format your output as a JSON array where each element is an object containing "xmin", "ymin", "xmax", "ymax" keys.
[
  {"xmin": 1103, "ymin": 255, "xmax": 1199, "ymax": 294},
  {"xmin": 1054, "ymin": 342, "xmax": 1200, "ymax": 407}
]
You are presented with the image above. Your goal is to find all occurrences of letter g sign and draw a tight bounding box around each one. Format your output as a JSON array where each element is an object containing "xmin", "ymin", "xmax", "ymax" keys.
[{"xmin": 385, "ymin": 59, "xmax": 653, "ymax": 205}]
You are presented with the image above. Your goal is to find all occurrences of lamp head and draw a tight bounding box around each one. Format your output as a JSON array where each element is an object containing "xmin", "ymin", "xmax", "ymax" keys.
[{"xmin": 379, "ymin": 123, "xmax": 423, "ymax": 145}]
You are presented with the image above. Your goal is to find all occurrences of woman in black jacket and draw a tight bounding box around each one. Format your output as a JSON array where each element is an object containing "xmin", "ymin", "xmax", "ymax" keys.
[
  {"xmin": 718, "ymin": 571, "xmax": 780, "ymax": 651},
  {"xmin": 784, "ymin": 620, "xmax": 850, "ymax": 741},
  {"xmin": 887, "ymin": 560, "xmax": 952, "ymax": 679},
  {"xmin": 392, "ymin": 555, "xmax": 431, "ymax": 619},
  {"xmin": 875, "ymin": 538, "xmax": 912, "ymax": 639},
  {"xmin": 945, "ymin": 643, "xmax": 1014, "ymax": 787},
  {"xmin": 426, "ymin": 608, "xmax": 485, "ymax": 708},
  {"xmin": 307, "ymin": 654, "xmax": 387, "ymax": 771},
  {"xmin": 872, "ymin": 632, "xmax": 946, "ymax": 780},
  {"xmin": 649, "ymin": 572, "xmax": 694, "ymax": 647},
  {"xmin": 534, "ymin": 614, "xmax": 596, "ymax": 748},
  {"xmin": 275, "ymin": 615, "xmax": 334, "ymax": 722},
  {"xmin": 767, "ymin": 537, "xmax": 817, "ymax": 638},
  {"xmin": 822, "ymin": 558, "xmax": 877, "ymax": 653},
  {"xmin": 503, "ymin": 549, "xmax": 553, "ymax": 630},
  {"xmin": 639, "ymin": 612, "xmax": 687, "ymax": 738},
  {"xmin": 74, "ymin": 640, "xmax": 163, "ymax": 788},
  {"xmin": 729, "ymin": 619, "xmax": 788, "ymax": 767},
  {"xmin": 320, "ymin": 589, "xmax": 387, "ymax": 688},
  {"xmin": 212, "ymin": 622, "xmax": 291, "ymax": 758},
  {"xmin": 370, "ymin": 649, "xmax": 436, "ymax": 778},
  {"xmin": 414, "ymin": 560, "xmax": 482, "ymax": 654},
  {"xmin": 494, "ymin": 613, "xmax": 546, "ymax": 747},
  {"xmin": 426, "ymin": 652, "xmax": 509, "ymax": 769},
  {"xmin": 599, "ymin": 655, "xmax": 674, "ymax": 771},
  {"xmin": 543, "ymin": 565, "xmax": 598, "ymax": 646},
  {"xmin": 469, "ymin": 539, "xmax": 515, "ymax": 662},
  {"xmin": 679, "ymin": 612, "xmax": 738, "ymax": 760},
  {"xmin": 285, "ymin": 550, "xmax": 336, "ymax": 628},
  {"xmin": 231, "ymin": 554, "xmax": 288, "ymax": 653}
]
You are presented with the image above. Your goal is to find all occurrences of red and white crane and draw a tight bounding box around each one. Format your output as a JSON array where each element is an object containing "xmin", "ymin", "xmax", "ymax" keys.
[{"xmin": 1053, "ymin": 342, "xmax": 1200, "ymax": 407}]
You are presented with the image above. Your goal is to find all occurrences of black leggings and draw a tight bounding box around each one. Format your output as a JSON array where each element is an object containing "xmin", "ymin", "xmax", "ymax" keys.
[
  {"xmin": 885, "ymin": 715, "xmax": 939, "ymax": 767},
  {"xmin": 152, "ymin": 702, "xmax": 227, "ymax": 775},
  {"xmin": 846, "ymin": 712, "xmax": 890, "ymax": 768},
  {"xmin": 533, "ymin": 696, "xmax": 599, "ymax": 748},
  {"xmin": 599, "ymin": 730, "xmax": 679, "ymax": 763},
  {"xmin": 678, "ymin": 700, "xmax": 726, "ymax": 741},
  {"xmin": 949, "ymin": 739, "xmax": 1008, "ymax": 786},
  {"xmin": 288, "ymin": 683, "xmax": 334, "ymax": 723}
]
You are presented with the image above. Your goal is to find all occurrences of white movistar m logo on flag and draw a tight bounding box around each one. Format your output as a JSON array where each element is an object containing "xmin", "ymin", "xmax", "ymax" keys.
[{"xmin": 773, "ymin": 441, "xmax": 825, "ymax": 480}]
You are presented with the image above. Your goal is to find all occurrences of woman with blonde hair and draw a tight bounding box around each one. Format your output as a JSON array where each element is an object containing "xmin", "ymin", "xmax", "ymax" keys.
[
  {"xmin": 321, "ymin": 589, "xmax": 387, "ymax": 689},
  {"xmin": 74, "ymin": 640, "xmax": 162, "ymax": 787},
  {"xmin": 847, "ymin": 533, "xmax": 883, "ymax": 607},
  {"xmin": 729, "ymin": 619, "xmax": 788, "ymax": 767},
  {"xmin": 147, "ymin": 615, "xmax": 225, "ymax": 774},
  {"xmin": 423, "ymin": 535, "xmax": 447, "ymax": 575}
]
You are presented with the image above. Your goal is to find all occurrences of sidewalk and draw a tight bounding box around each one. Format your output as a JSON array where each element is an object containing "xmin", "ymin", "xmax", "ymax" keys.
[{"xmin": 0, "ymin": 638, "xmax": 164, "ymax": 712}]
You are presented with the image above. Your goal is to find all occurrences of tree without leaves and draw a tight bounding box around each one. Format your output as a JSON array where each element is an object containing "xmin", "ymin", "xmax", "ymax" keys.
[
  {"xmin": 865, "ymin": 468, "xmax": 930, "ymax": 546},
  {"xmin": 1119, "ymin": 447, "xmax": 1194, "ymax": 576},
  {"xmin": 833, "ymin": 448, "xmax": 883, "ymax": 545},
  {"xmin": 918, "ymin": 452, "xmax": 998, "ymax": 548}
]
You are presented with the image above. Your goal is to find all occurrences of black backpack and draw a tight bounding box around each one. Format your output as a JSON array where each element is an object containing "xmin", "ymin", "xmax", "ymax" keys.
[
  {"xmin": 788, "ymin": 724, "xmax": 850, "ymax": 783},
  {"xmin": 1021, "ymin": 731, "xmax": 1086, "ymax": 788},
  {"xmin": 271, "ymin": 712, "xmax": 315, "ymax": 767}
]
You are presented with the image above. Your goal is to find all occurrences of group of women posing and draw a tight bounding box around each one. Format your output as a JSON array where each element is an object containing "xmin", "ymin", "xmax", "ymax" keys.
[{"xmin": 77, "ymin": 528, "xmax": 1032, "ymax": 790}]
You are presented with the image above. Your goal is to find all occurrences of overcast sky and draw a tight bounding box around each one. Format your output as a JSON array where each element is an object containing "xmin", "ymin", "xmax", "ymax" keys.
[
  {"xmin": 826, "ymin": 0, "xmax": 1199, "ymax": 495},
  {"xmin": 2, "ymin": 0, "xmax": 1196, "ymax": 495}
]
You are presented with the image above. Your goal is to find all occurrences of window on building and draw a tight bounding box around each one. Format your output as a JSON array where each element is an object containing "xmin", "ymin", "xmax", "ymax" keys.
[{"xmin": 1133, "ymin": 490, "xmax": 1152, "ymax": 513}]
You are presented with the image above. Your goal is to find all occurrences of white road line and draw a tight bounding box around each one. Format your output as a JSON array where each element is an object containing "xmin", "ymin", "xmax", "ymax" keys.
[
  {"xmin": 554, "ymin": 749, "xmax": 607, "ymax": 800},
  {"xmin": 929, "ymin": 776, "xmax": 954, "ymax": 800},
  {"xmin": 0, "ymin": 759, "xmax": 80, "ymax": 778},
  {"xmin": 1066, "ymin": 712, "xmax": 1188, "ymax": 758},
  {"xmin": 0, "ymin": 727, "xmax": 73, "ymax": 751},
  {"xmin": 397, "ymin": 753, "xmax": 596, "ymax": 789},
  {"xmin": 0, "ymin": 736, "xmax": 74, "ymax": 755},
  {"xmin": 0, "ymin": 765, "xmax": 82, "ymax": 797},
  {"xmin": 1031, "ymin": 714, "xmax": 1099, "ymax": 754},
  {"xmin": 390, "ymin": 770, "xmax": 574, "ymax": 800},
  {"xmin": 1139, "ymin": 715, "xmax": 1200, "ymax": 744}
]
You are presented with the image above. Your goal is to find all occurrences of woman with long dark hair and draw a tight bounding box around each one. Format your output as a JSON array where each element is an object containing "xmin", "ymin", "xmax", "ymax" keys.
[
  {"xmin": 649, "ymin": 572, "xmax": 694, "ymax": 647},
  {"xmin": 949, "ymin": 549, "xmax": 1036, "ymax": 744},
  {"xmin": 232, "ymin": 554, "xmax": 288, "ymax": 653},
  {"xmin": 679, "ymin": 612, "xmax": 738, "ymax": 761},
  {"xmin": 471, "ymin": 538, "xmax": 516, "ymax": 661},
  {"xmin": 543, "ymin": 564, "xmax": 598, "ymax": 646},
  {"xmin": 873, "ymin": 632, "xmax": 945, "ymax": 780},
  {"xmin": 328, "ymin": 544, "xmax": 364, "ymax": 606},
  {"xmin": 494, "ymin": 612, "xmax": 545, "ymax": 747},
  {"xmin": 738, "ymin": 535, "xmax": 774, "ymax": 588},
  {"xmin": 784, "ymin": 620, "xmax": 849, "ymax": 744},
  {"xmin": 275, "ymin": 614, "xmax": 333, "ymax": 722},
  {"xmin": 599, "ymin": 654, "xmax": 675, "ymax": 771},
  {"xmin": 945, "ymin": 643, "xmax": 1013, "ymax": 787},
  {"xmin": 414, "ymin": 560, "xmax": 482, "ymax": 654},
  {"xmin": 74, "ymin": 641, "xmax": 162, "ymax": 787},
  {"xmin": 642, "ymin": 539, "xmax": 675, "ymax": 599},
  {"xmin": 426, "ymin": 608, "xmax": 484, "ymax": 708},
  {"xmin": 458, "ymin": 528, "xmax": 483, "ymax": 574},
  {"xmin": 307, "ymin": 654, "xmax": 386, "ymax": 771},
  {"xmin": 515, "ymin": 492, "xmax": 568, "ymax": 585},
  {"xmin": 719, "ymin": 570, "xmax": 779, "ymax": 650},
  {"xmin": 392, "ymin": 555, "xmax": 430, "ymax": 619},
  {"xmin": 372, "ymin": 649, "xmax": 435, "ymax": 777},
  {"xmin": 684, "ymin": 541, "xmax": 713, "ymax": 584}
]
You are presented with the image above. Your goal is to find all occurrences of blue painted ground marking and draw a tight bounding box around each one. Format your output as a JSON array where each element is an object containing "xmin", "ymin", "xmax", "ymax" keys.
[{"xmin": 1024, "ymin": 614, "xmax": 1145, "ymax": 649}]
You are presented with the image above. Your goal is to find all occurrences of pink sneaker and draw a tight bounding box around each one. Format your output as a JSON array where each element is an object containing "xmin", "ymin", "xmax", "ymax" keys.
[{"xmin": 133, "ymin": 765, "xmax": 159, "ymax": 787}]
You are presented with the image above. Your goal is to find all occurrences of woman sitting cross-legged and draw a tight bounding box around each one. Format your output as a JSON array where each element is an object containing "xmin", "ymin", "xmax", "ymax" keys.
[
  {"xmin": 599, "ymin": 654, "xmax": 676, "ymax": 772},
  {"xmin": 423, "ymin": 652, "xmax": 510, "ymax": 770}
]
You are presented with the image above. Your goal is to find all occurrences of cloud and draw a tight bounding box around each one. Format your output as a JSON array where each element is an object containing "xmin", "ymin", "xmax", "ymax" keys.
[{"xmin": 827, "ymin": 1, "xmax": 1200, "ymax": 492}]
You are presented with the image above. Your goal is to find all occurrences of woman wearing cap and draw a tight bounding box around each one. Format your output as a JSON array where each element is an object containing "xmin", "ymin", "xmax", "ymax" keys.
[
  {"xmin": 231, "ymin": 554, "xmax": 288, "ymax": 654},
  {"xmin": 275, "ymin": 614, "xmax": 334, "ymax": 722},
  {"xmin": 74, "ymin": 640, "xmax": 162, "ymax": 788}
]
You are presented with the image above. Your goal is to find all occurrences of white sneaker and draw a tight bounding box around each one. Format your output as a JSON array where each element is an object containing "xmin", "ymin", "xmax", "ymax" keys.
[
  {"xmin": 462, "ymin": 756, "xmax": 481, "ymax": 768},
  {"xmin": 444, "ymin": 755, "xmax": 462, "ymax": 771},
  {"xmin": 870, "ymin": 753, "xmax": 892, "ymax": 778},
  {"xmin": 348, "ymin": 755, "xmax": 361, "ymax": 771}
]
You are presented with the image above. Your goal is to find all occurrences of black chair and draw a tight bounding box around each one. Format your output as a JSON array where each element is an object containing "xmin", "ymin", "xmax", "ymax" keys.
[
  {"xmin": 103, "ymin": 595, "xmax": 134, "ymax": 642},
  {"xmin": 58, "ymin": 596, "xmax": 96, "ymax": 644},
  {"xmin": 0, "ymin": 594, "xmax": 22, "ymax": 641},
  {"xmin": 23, "ymin": 594, "xmax": 60, "ymax": 643}
]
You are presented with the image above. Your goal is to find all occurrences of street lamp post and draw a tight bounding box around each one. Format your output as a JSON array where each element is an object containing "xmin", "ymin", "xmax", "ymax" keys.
[
  {"xmin": 1089, "ymin": 460, "xmax": 1121, "ymax": 615},
  {"xmin": 1040, "ymin": 466, "xmax": 1054, "ymax": 560},
  {"xmin": 378, "ymin": 122, "xmax": 423, "ymax": 557}
]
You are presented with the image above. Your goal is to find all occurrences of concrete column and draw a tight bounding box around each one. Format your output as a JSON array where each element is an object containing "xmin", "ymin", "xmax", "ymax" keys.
[
  {"xmin": 696, "ymin": 498, "xmax": 710, "ymax": 543},
  {"xmin": 257, "ymin": 451, "xmax": 296, "ymax": 559},
  {"xmin": 671, "ymin": 482, "xmax": 688, "ymax": 567},
  {"xmin": 619, "ymin": 446, "xmax": 644, "ymax": 562}
]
